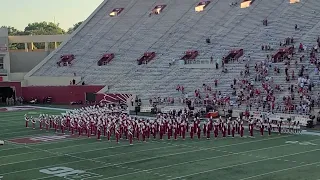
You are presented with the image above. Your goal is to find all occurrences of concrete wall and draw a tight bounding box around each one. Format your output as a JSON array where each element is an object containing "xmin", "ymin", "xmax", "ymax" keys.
[
  {"xmin": 0, "ymin": 37, "xmax": 7, "ymax": 45},
  {"xmin": 9, "ymin": 72, "xmax": 27, "ymax": 81},
  {"xmin": 9, "ymin": 51, "xmax": 50, "ymax": 72},
  {"xmin": 0, "ymin": 28, "xmax": 10, "ymax": 74},
  {"xmin": 178, "ymin": 60, "xmax": 218, "ymax": 69},
  {"xmin": 25, "ymin": 76, "xmax": 82, "ymax": 86},
  {"xmin": 0, "ymin": 28, "xmax": 8, "ymax": 39}
]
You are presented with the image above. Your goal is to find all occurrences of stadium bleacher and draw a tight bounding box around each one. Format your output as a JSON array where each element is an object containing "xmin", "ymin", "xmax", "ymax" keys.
[{"xmin": 25, "ymin": 0, "xmax": 320, "ymax": 114}]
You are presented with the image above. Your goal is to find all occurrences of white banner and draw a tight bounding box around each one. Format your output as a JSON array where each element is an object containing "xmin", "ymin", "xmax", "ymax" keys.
[{"xmin": 0, "ymin": 45, "xmax": 7, "ymax": 52}]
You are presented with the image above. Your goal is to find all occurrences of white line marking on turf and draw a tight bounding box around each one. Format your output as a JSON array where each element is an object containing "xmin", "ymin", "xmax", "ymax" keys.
[
  {"xmin": 166, "ymin": 149, "xmax": 320, "ymax": 180},
  {"xmin": 81, "ymin": 144, "xmax": 301, "ymax": 180},
  {"xmin": 1, "ymin": 135, "xmax": 290, "ymax": 168},
  {"xmin": 238, "ymin": 161, "xmax": 320, "ymax": 180},
  {"xmin": 0, "ymin": 150, "xmax": 41, "ymax": 158},
  {"xmin": 1, "ymin": 135, "xmax": 293, "ymax": 178}
]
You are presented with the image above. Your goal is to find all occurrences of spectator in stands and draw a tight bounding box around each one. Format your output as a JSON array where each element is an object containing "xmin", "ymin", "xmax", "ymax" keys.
[{"xmin": 295, "ymin": 24, "xmax": 298, "ymax": 30}]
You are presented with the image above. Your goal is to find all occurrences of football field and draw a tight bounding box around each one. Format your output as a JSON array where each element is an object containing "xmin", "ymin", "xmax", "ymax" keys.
[{"xmin": 1, "ymin": 108, "xmax": 320, "ymax": 180}]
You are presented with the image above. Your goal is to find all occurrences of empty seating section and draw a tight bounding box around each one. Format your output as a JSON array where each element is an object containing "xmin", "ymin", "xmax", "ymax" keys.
[{"xmin": 28, "ymin": 0, "xmax": 320, "ymax": 111}]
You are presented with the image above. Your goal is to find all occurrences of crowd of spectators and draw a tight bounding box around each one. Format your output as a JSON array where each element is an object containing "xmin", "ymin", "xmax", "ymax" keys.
[{"xmin": 146, "ymin": 34, "xmax": 320, "ymax": 116}]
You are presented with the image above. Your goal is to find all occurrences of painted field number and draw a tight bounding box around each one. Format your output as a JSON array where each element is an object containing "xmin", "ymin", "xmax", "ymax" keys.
[
  {"xmin": 285, "ymin": 141, "xmax": 317, "ymax": 146},
  {"xmin": 40, "ymin": 166, "xmax": 101, "ymax": 180}
]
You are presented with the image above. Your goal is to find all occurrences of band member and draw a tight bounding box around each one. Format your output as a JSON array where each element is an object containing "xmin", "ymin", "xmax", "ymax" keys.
[
  {"xmin": 61, "ymin": 119, "xmax": 66, "ymax": 134},
  {"xmin": 54, "ymin": 118, "xmax": 58, "ymax": 133},
  {"xmin": 167, "ymin": 124, "xmax": 172, "ymax": 140},
  {"xmin": 174, "ymin": 124, "xmax": 178, "ymax": 140},
  {"xmin": 45, "ymin": 118, "xmax": 50, "ymax": 132},
  {"xmin": 87, "ymin": 122, "xmax": 91, "ymax": 138},
  {"xmin": 278, "ymin": 121, "xmax": 282, "ymax": 135},
  {"xmin": 268, "ymin": 121, "xmax": 272, "ymax": 136},
  {"xmin": 240, "ymin": 121, "xmax": 244, "ymax": 137},
  {"xmin": 97, "ymin": 125, "xmax": 101, "ymax": 140},
  {"xmin": 197, "ymin": 124, "xmax": 201, "ymax": 139},
  {"xmin": 227, "ymin": 118, "xmax": 231, "ymax": 135},
  {"xmin": 206, "ymin": 123, "xmax": 211, "ymax": 140},
  {"xmin": 70, "ymin": 120, "xmax": 75, "ymax": 135},
  {"xmin": 128, "ymin": 125, "xmax": 133, "ymax": 145},
  {"xmin": 115, "ymin": 124, "xmax": 120, "ymax": 143},
  {"xmin": 231, "ymin": 120, "xmax": 235, "ymax": 137},
  {"xmin": 222, "ymin": 122, "xmax": 227, "ymax": 137},
  {"xmin": 259, "ymin": 120, "xmax": 264, "ymax": 136},
  {"xmin": 159, "ymin": 123, "xmax": 163, "ymax": 140},
  {"xmin": 181, "ymin": 122, "xmax": 186, "ymax": 140},
  {"xmin": 78, "ymin": 120, "xmax": 83, "ymax": 136},
  {"xmin": 190, "ymin": 124, "xmax": 194, "ymax": 139},
  {"xmin": 25, "ymin": 114, "xmax": 29, "ymax": 128},
  {"xmin": 31, "ymin": 117, "xmax": 36, "ymax": 129},
  {"xmin": 214, "ymin": 121, "xmax": 219, "ymax": 138},
  {"xmin": 249, "ymin": 119, "xmax": 254, "ymax": 137},
  {"xmin": 107, "ymin": 123, "xmax": 111, "ymax": 141},
  {"xmin": 39, "ymin": 115, "xmax": 43, "ymax": 130}
]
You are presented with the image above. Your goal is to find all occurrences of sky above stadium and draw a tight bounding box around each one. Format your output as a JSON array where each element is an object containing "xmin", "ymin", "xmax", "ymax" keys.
[{"xmin": 0, "ymin": 0, "xmax": 104, "ymax": 30}]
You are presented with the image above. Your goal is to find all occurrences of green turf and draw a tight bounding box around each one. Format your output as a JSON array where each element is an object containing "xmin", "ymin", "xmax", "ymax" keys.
[{"xmin": 0, "ymin": 108, "xmax": 320, "ymax": 180}]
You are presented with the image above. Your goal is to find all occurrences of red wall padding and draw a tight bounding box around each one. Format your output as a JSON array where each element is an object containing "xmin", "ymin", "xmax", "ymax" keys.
[
  {"xmin": 0, "ymin": 82, "xmax": 130, "ymax": 104},
  {"xmin": 22, "ymin": 85, "xmax": 104, "ymax": 103}
]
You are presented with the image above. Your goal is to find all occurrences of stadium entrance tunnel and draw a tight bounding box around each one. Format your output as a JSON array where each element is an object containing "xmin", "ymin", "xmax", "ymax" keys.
[{"xmin": 0, "ymin": 86, "xmax": 15, "ymax": 103}]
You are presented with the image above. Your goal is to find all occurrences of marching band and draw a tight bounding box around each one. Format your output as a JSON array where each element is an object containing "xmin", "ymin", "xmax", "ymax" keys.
[{"xmin": 24, "ymin": 105, "xmax": 302, "ymax": 145}]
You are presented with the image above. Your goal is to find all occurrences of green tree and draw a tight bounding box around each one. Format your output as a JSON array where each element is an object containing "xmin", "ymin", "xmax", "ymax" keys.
[
  {"xmin": 67, "ymin": 21, "xmax": 83, "ymax": 34},
  {"xmin": 24, "ymin": 21, "xmax": 65, "ymax": 35}
]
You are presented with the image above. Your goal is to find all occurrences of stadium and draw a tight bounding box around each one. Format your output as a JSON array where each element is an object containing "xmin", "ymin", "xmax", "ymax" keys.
[{"xmin": 1, "ymin": 0, "xmax": 320, "ymax": 179}]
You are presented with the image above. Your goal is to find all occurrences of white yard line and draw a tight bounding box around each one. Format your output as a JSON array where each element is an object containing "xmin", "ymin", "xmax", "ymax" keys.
[
  {"xmin": 0, "ymin": 135, "xmax": 291, "ymax": 177},
  {"xmin": 0, "ymin": 150, "xmax": 42, "ymax": 158},
  {"xmin": 96, "ymin": 144, "xmax": 294, "ymax": 180},
  {"xmin": 238, "ymin": 161, "xmax": 320, "ymax": 180},
  {"xmin": 0, "ymin": 140, "xmax": 170, "ymax": 167},
  {"xmin": 35, "ymin": 136, "xmax": 295, "ymax": 180},
  {"xmin": 166, "ymin": 149, "xmax": 320, "ymax": 180},
  {"xmin": 99, "ymin": 137, "xmax": 320, "ymax": 180}
]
